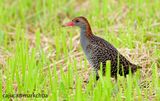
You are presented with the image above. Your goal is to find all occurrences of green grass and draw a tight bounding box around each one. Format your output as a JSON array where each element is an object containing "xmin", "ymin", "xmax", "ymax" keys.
[{"xmin": 1, "ymin": 0, "xmax": 160, "ymax": 100}]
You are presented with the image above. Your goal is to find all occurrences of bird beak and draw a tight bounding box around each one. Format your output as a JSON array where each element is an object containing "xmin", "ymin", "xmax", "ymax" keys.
[{"xmin": 62, "ymin": 21, "xmax": 75, "ymax": 27}]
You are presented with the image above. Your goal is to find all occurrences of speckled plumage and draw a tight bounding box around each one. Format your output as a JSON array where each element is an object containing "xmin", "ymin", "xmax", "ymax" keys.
[
  {"xmin": 64, "ymin": 16, "xmax": 142, "ymax": 80},
  {"xmin": 85, "ymin": 35, "xmax": 140, "ymax": 80}
]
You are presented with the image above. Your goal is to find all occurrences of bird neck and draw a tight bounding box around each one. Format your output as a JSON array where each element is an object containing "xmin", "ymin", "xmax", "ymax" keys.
[
  {"xmin": 80, "ymin": 24, "xmax": 93, "ymax": 38},
  {"xmin": 80, "ymin": 25, "xmax": 93, "ymax": 52}
]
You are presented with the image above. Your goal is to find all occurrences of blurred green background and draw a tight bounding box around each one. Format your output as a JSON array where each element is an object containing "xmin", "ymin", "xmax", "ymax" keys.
[{"xmin": 1, "ymin": 0, "xmax": 160, "ymax": 100}]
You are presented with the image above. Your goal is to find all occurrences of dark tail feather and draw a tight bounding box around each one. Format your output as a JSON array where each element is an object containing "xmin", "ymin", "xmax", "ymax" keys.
[
  {"xmin": 131, "ymin": 64, "xmax": 142, "ymax": 73},
  {"xmin": 136, "ymin": 65, "xmax": 142, "ymax": 69}
]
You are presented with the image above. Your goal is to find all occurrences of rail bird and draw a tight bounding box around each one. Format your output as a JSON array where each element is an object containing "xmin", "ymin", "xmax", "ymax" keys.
[{"xmin": 63, "ymin": 16, "xmax": 141, "ymax": 80}]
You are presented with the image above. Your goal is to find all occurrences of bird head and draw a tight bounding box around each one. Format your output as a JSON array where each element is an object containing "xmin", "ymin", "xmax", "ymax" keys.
[
  {"xmin": 63, "ymin": 16, "xmax": 93, "ymax": 37},
  {"xmin": 63, "ymin": 16, "xmax": 89, "ymax": 28}
]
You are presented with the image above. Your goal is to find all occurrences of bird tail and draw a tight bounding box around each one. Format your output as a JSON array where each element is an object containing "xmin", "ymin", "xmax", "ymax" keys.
[{"xmin": 131, "ymin": 64, "xmax": 142, "ymax": 73}]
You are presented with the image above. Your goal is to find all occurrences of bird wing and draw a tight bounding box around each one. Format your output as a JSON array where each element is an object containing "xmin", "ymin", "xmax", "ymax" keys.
[
  {"xmin": 90, "ymin": 35, "xmax": 118, "ymax": 55},
  {"xmin": 88, "ymin": 35, "xmax": 141, "ymax": 75},
  {"xmin": 89, "ymin": 35, "xmax": 131, "ymax": 66}
]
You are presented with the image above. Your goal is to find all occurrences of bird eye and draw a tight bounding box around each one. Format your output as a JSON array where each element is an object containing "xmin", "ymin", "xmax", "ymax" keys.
[{"xmin": 75, "ymin": 20, "xmax": 79, "ymax": 23}]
